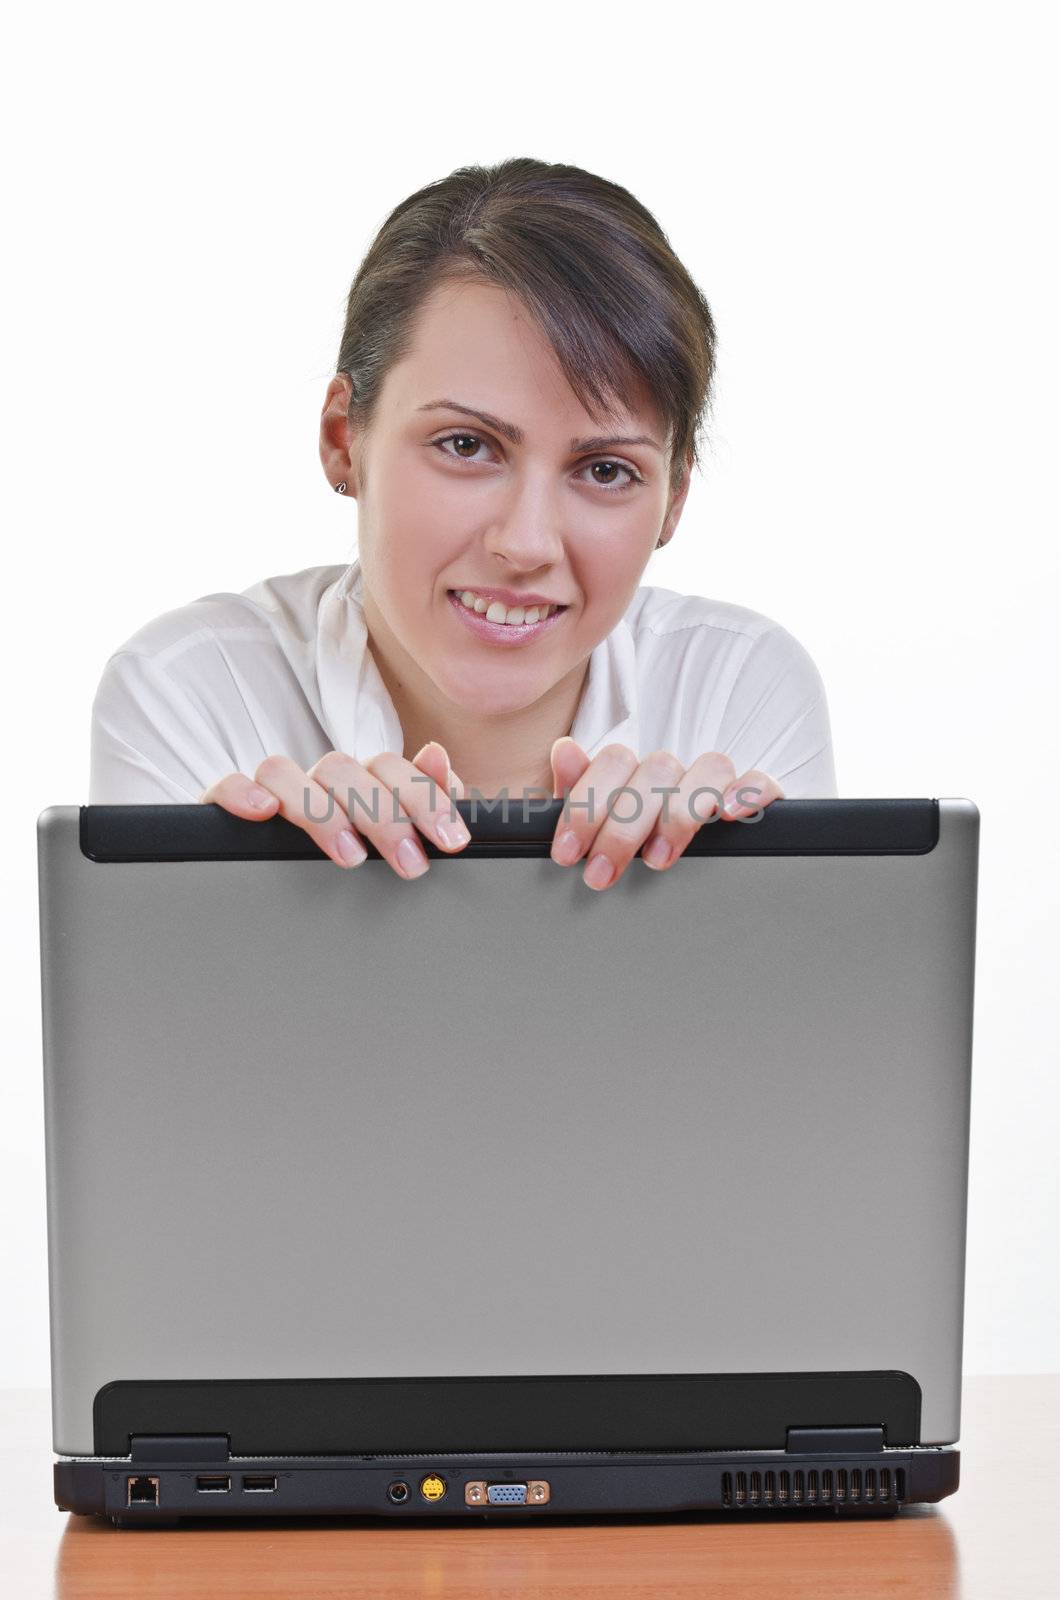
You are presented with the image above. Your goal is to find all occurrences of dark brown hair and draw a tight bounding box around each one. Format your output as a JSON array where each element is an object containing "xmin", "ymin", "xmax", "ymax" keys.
[{"xmin": 335, "ymin": 157, "xmax": 717, "ymax": 499}]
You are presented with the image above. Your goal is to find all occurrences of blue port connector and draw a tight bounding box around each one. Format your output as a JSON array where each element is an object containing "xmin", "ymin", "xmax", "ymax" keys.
[{"xmin": 487, "ymin": 1483, "xmax": 528, "ymax": 1504}]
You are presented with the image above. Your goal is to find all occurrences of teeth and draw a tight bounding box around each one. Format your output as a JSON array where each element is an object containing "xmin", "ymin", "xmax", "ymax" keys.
[{"xmin": 455, "ymin": 590, "xmax": 558, "ymax": 626}]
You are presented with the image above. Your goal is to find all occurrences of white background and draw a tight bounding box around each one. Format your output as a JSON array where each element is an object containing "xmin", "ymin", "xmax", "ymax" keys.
[{"xmin": 1, "ymin": 1, "xmax": 1057, "ymax": 1385}]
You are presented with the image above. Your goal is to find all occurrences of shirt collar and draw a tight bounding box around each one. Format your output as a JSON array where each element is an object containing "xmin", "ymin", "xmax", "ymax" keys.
[{"xmin": 314, "ymin": 555, "xmax": 639, "ymax": 766}]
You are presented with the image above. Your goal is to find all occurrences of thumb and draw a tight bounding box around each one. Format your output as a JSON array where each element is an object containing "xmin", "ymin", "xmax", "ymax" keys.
[
  {"xmin": 413, "ymin": 741, "xmax": 464, "ymax": 799},
  {"xmin": 550, "ymin": 735, "xmax": 590, "ymax": 799}
]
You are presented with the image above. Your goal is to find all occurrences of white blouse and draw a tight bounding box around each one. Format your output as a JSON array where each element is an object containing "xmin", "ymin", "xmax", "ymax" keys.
[{"xmin": 88, "ymin": 556, "xmax": 838, "ymax": 803}]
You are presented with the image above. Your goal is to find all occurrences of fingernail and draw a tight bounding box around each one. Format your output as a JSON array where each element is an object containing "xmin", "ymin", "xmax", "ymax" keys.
[
  {"xmin": 436, "ymin": 815, "xmax": 470, "ymax": 848},
  {"xmin": 584, "ymin": 852, "xmax": 615, "ymax": 889},
  {"xmin": 553, "ymin": 829, "xmax": 582, "ymax": 865},
  {"xmin": 643, "ymin": 835, "xmax": 672, "ymax": 869},
  {"xmin": 335, "ymin": 829, "xmax": 366, "ymax": 866},
  {"xmin": 247, "ymin": 786, "xmax": 274, "ymax": 809},
  {"xmin": 396, "ymin": 835, "xmax": 429, "ymax": 877},
  {"xmin": 723, "ymin": 791, "xmax": 745, "ymax": 816}
]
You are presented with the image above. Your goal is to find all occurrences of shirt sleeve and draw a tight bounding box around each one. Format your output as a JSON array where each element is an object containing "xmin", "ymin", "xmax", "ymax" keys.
[
  {"xmin": 714, "ymin": 625, "xmax": 839, "ymax": 798},
  {"xmin": 89, "ymin": 649, "xmax": 240, "ymax": 803}
]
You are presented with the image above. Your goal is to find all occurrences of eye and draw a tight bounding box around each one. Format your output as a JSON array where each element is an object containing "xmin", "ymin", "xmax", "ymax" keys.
[
  {"xmin": 432, "ymin": 432, "xmax": 643, "ymax": 494},
  {"xmin": 583, "ymin": 459, "xmax": 642, "ymax": 493},
  {"xmin": 434, "ymin": 431, "xmax": 493, "ymax": 463}
]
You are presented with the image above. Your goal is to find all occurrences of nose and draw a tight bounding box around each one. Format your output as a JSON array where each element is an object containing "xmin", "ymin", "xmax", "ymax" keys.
[{"xmin": 481, "ymin": 471, "xmax": 566, "ymax": 572}]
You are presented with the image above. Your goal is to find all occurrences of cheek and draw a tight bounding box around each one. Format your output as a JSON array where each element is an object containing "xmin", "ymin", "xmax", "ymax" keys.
[
  {"xmin": 375, "ymin": 457, "xmax": 468, "ymax": 572},
  {"xmin": 573, "ymin": 539, "xmax": 648, "ymax": 619}
]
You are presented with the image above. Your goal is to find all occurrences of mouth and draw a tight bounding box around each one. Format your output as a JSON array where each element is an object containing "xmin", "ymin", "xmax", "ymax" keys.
[{"xmin": 446, "ymin": 588, "xmax": 569, "ymax": 644}]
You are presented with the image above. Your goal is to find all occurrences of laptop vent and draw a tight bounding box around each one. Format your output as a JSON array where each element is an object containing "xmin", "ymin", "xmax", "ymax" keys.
[{"xmin": 721, "ymin": 1464, "xmax": 906, "ymax": 1509}]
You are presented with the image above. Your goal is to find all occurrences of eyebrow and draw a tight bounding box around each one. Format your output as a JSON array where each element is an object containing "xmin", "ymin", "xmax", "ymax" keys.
[{"xmin": 415, "ymin": 398, "xmax": 664, "ymax": 455}]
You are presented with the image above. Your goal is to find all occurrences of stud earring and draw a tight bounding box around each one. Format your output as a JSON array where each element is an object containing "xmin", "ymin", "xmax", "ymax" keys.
[{"xmin": 335, "ymin": 480, "xmax": 348, "ymax": 494}]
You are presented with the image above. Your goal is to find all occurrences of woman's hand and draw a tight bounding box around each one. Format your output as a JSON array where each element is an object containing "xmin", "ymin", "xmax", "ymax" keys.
[
  {"xmin": 548, "ymin": 736, "xmax": 783, "ymax": 891},
  {"xmin": 198, "ymin": 741, "xmax": 470, "ymax": 877}
]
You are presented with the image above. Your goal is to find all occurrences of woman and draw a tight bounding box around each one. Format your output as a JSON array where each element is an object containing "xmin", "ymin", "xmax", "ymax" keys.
[{"xmin": 90, "ymin": 157, "xmax": 836, "ymax": 890}]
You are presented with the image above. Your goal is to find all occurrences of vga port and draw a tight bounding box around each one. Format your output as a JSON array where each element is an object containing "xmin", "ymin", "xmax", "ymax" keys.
[
  {"xmin": 465, "ymin": 1479, "xmax": 551, "ymax": 1507},
  {"xmin": 487, "ymin": 1483, "xmax": 528, "ymax": 1505}
]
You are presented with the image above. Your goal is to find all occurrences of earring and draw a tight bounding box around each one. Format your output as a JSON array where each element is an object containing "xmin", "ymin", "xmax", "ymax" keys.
[{"xmin": 335, "ymin": 480, "xmax": 348, "ymax": 494}]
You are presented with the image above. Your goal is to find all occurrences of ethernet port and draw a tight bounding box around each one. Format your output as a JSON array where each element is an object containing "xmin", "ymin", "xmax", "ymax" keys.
[{"xmin": 126, "ymin": 1475, "xmax": 160, "ymax": 1507}]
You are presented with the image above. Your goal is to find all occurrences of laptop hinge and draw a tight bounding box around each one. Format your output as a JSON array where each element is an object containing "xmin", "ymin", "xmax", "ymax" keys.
[
  {"xmin": 785, "ymin": 1425, "xmax": 885, "ymax": 1454},
  {"xmin": 130, "ymin": 1434, "xmax": 230, "ymax": 1463}
]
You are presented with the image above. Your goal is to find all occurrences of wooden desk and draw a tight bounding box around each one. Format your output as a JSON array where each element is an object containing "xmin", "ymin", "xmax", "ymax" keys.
[{"xmin": 0, "ymin": 1375, "xmax": 1053, "ymax": 1599}]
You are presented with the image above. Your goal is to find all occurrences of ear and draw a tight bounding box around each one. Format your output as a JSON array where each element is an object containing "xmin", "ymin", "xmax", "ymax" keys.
[
  {"xmin": 658, "ymin": 450, "xmax": 694, "ymax": 546},
  {"xmin": 319, "ymin": 373, "xmax": 362, "ymax": 496}
]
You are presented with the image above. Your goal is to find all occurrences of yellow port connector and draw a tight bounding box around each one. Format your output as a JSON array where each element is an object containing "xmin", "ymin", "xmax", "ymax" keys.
[{"xmin": 420, "ymin": 1474, "xmax": 446, "ymax": 1502}]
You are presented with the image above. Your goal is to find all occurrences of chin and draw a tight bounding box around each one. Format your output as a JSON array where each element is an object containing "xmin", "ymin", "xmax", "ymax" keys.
[{"xmin": 434, "ymin": 661, "xmax": 554, "ymax": 717}]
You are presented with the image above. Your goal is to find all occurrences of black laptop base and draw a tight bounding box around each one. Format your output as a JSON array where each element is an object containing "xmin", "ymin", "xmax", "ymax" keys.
[
  {"xmin": 57, "ymin": 1443, "xmax": 957, "ymax": 1526},
  {"xmin": 58, "ymin": 1369, "xmax": 957, "ymax": 1523}
]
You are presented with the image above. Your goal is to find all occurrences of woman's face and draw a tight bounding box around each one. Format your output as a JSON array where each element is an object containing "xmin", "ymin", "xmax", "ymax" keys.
[{"xmin": 339, "ymin": 275, "xmax": 690, "ymax": 721}]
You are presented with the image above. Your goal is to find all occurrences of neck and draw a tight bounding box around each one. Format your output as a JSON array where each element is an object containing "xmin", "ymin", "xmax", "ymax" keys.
[
  {"xmin": 362, "ymin": 594, "xmax": 588, "ymax": 800},
  {"xmin": 398, "ymin": 680, "xmax": 586, "ymax": 800}
]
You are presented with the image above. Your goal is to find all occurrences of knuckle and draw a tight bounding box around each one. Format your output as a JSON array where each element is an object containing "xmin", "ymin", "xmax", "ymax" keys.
[
  {"xmin": 309, "ymin": 754, "xmax": 362, "ymax": 801},
  {"xmin": 602, "ymin": 742, "xmax": 638, "ymax": 766},
  {"xmin": 307, "ymin": 750, "xmax": 341, "ymax": 780},
  {"xmin": 199, "ymin": 772, "xmax": 236, "ymax": 801},
  {"xmin": 645, "ymin": 749, "xmax": 684, "ymax": 781},
  {"xmin": 362, "ymin": 759, "xmax": 409, "ymax": 804},
  {"xmin": 735, "ymin": 770, "xmax": 769, "ymax": 799},
  {"xmin": 255, "ymin": 754, "xmax": 295, "ymax": 785},
  {"xmin": 363, "ymin": 750, "xmax": 401, "ymax": 776}
]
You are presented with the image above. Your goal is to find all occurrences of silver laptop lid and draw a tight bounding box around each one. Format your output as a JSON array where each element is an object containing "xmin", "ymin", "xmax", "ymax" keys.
[{"xmin": 37, "ymin": 798, "xmax": 978, "ymax": 1458}]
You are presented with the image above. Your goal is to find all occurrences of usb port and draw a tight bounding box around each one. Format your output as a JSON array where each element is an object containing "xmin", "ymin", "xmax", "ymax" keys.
[
  {"xmin": 195, "ymin": 1474, "xmax": 231, "ymax": 1493},
  {"xmin": 242, "ymin": 1474, "xmax": 277, "ymax": 1493}
]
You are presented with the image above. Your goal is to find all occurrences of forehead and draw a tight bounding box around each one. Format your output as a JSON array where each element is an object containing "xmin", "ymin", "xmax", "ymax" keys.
[{"xmin": 382, "ymin": 275, "xmax": 663, "ymax": 441}]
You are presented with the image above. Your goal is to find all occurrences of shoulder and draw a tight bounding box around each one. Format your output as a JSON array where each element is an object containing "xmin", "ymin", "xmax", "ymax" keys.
[
  {"xmin": 624, "ymin": 581, "xmax": 778, "ymax": 640},
  {"xmin": 620, "ymin": 583, "xmax": 835, "ymax": 792},
  {"xmin": 99, "ymin": 563, "xmax": 350, "ymax": 670},
  {"xmin": 624, "ymin": 582, "xmax": 822, "ymax": 682}
]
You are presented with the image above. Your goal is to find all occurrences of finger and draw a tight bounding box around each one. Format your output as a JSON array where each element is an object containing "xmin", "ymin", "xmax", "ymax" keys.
[
  {"xmin": 550, "ymin": 735, "xmax": 591, "ymax": 799},
  {"xmin": 412, "ymin": 741, "xmax": 465, "ymax": 799},
  {"xmin": 719, "ymin": 768, "xmax": 784, "ymax": 821},
  {"xmin": 575, "ymin": 749, "xmax": 687, "ymax": 890},
  {"xmin": 199, "ymin": 771, "xmax": 281, "ymax": 819},
  {"xmin": 308, "ymin": 751, "xmax": 436, "ymax": 878},
  {"xmin": 252, "ymin": 754, "xmax": 368, "ymax": 868},
  {"xmin": 363, "ymin": 750, "xmax": 472, "ymax": 860},
  {"xmin": 637, "ymin": 751, "xmax": 738, "ymax": 868},
  {"xmin": 550, "ymin": 742, "xmax": 640, "ymax": 869}
]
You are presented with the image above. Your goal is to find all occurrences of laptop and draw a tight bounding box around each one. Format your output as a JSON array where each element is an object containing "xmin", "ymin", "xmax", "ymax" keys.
[{"xmin": 36, "ymin": 796, "xmax": 979, "ymax": 1525}]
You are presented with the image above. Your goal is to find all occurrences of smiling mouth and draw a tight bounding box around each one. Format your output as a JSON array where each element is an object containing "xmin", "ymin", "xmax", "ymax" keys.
[{"xmin": 447, "ymin": 589, "xmax": 569, "ymax": 627}]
